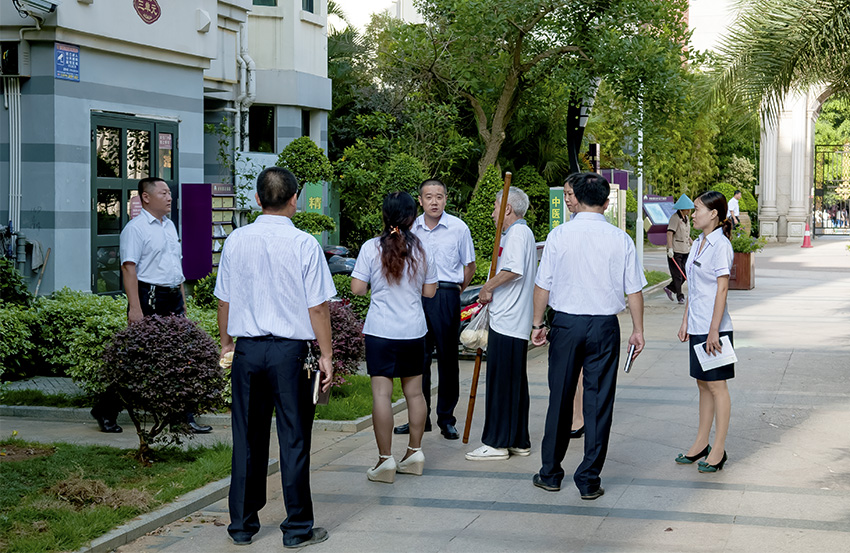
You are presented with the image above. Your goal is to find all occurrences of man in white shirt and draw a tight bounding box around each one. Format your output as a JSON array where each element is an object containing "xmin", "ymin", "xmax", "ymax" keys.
[
  {"xmin": 215, "ymin": 167, "xmax": 335, "ymax": 549},
  {"xmin": 727, "ymin": 190, "xmax": 742, "ymax": 228},
  {"xmin": 530, "ymin": 173, "xmax": 646, "ymax": 500},
  {"xmin": 394, "ymin": 179, "xmax": 476, "ymax": 440},
  {"xmin": 465, "ymin": 187, "xmax": 536, "ymax": 461}
]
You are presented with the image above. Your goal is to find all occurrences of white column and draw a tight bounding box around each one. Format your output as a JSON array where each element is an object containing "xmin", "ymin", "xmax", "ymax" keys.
[
  {"xmin": 786, "ymin": 95, "xmax": 809, "ymax": 241},
  {"xmin": 759, "ymin": 118, "xmax": 779, "ymax": 239}
]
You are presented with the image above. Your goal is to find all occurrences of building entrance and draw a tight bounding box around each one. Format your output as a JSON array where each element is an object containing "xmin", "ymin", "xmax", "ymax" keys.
[{"xmin": 813, "ymin": 144, "xmax": 850, "ymax": 236}]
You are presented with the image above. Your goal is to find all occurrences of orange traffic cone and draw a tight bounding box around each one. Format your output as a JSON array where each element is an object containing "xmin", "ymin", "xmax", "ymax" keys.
[{"xmin": 801, "ymin": 223, "xmax": 813, "ymax": 248}]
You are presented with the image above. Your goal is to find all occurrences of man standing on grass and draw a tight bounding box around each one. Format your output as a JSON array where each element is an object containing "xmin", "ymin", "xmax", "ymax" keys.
[{"xmin": 216, "ymin": 167, "xmax": 335, "ymax": 549}]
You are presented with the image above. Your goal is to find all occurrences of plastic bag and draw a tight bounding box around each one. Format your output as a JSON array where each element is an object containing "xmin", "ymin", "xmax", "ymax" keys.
[{"xmin": 460, "ymin": 304, "xmax": 489, "ymax": 350}]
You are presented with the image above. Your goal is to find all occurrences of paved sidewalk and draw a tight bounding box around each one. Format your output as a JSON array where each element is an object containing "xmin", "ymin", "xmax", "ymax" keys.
[{"xmin": 4, "ymin": 238, "xmax": 850, "ymax": 552}]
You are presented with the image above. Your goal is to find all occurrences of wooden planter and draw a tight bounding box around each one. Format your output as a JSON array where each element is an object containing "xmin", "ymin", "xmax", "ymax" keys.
[{"xmin": 729, "ymin": 252, "xmax": 755, "ymax": 290}]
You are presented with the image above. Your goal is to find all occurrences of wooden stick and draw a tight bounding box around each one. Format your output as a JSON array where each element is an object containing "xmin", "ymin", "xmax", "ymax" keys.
[
  {"xmin": 463, "ymin": 172, "xmax": 512, "ymax": 444},
  {"xmin": 34, "ymin": 247, "xmax": 51, "ymax": 296}
]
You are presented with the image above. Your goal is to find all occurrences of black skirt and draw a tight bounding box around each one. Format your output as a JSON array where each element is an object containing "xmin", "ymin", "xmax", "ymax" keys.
[
  {"xmin": 365, "ymin": 335, "xmax": 426, "ymax": 378},
  {"xmin": 689, "ymin": 331, "xmax": 735, "ymax": 381}
]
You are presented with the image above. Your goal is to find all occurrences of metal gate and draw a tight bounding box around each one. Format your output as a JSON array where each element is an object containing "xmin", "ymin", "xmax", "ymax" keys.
[{"xmin": 813, "ymin": 144, "xmax": 850, "ymax": 235}]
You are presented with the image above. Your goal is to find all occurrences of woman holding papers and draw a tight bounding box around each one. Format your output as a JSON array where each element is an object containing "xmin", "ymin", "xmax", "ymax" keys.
[{"xmin": 676, "ymin": 190, "xmax": 734, "ymax": 473}]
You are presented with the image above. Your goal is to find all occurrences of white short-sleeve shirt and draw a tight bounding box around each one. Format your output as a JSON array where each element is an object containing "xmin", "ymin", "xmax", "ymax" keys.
[
  {"xmin": 351, "ymin": 237, "xmax": 438, "ymax": 340},
  {"xmin": 214, "ymin": 215, "xmax": 336, "ymax": 339},
  {"xmin": 727, "ymin": 197, "xmax": 740, "ymax": 218},
  {"xmin": 489, "ymin": 220, "xmax": 537, "ymax": 340},
  {"xmin": 685, "ymin": 227, "xmax": 733, "ymax": 335},
  {"xmin": 119, "ymin": 208, "xmax": 184, "ymax": 287},
  {"xmin": 535, "ymin": 212, "xmax": 646, "ymax": 316},
  {"xmin": 412, "ymin": 212, "xmax": 475, "ymax": 283}
]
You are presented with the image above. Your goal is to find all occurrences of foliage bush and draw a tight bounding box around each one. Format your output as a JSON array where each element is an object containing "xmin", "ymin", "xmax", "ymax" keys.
[
  {"xmin": 0, "ymin": 302, "xmax": 36, "ymax": 380},
  {"xmin": 730, "ymin": 228, "xmax": 766, "ymax": 253},
  {"xmin": 0, "ymin": 257, "xmax": 32, "ymax": 306},
  {"xmin": 96, "ymin": 315, "xmax": 226, "ymax": 461},
  {"xmin": 512, "ymin": 165, "xmax": 551, "ymax": 241},
  {"xmin": 626, "ymin": 188, "xmax": 638, "ymax": 213},
  {"xmin": 379, "ymin": 153, "xmax": 427, "ymax": 198},
  {"xmin": 710, "ymin": 182, "xmax": 758, "ymax": 212},
  {"xmin": 331, "ymin": 274, "xmax": 370, "ymax": 321},
  {"xmin": 318, "ymin": 301, "xmax": 365, "ymax": 386},
  {"xmin": 291, "ymin": 212, "xmax": 336, "ymax": 234},
  {"xmin": 276, "ymin": 136, "xmax": 334, "ymax": 184},
  {"xmin": 722, "ymin": 154, "xmax": 757, "ymax": 193},
  {"xmin": 463, "ymin": 166, "xmax": 506, "ymax": 284},
  {"xmin": 191, "ymin": 272, "xmax": 218, "ymax": 309}
]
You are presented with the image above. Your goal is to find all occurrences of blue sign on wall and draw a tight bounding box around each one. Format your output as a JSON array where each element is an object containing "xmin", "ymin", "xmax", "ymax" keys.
[{"xmin": 55, "ymin": 42, "xmax": 80, "ymax": 82}]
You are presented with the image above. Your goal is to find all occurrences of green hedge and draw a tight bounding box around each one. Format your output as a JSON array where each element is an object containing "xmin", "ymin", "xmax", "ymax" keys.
[
  {"xmin": 332, "ymin": 274, "xmax": 370, "ymax": 321},
  {"xmin": 0, "ymin": 303, "xmax": 36, "ymax": 380},
  {"xmin": 463, "ymin": 166, "xmax": 505, "ymax": 285},
  {"xmin": 710, "ymin": 183, "xmax": 758, "ymax": 212}
]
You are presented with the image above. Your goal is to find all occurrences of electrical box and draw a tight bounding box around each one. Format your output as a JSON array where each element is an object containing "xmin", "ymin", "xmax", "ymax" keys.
[{"xmin": 0, "ymin": 41, "xmax": 32, "ymax": 78}]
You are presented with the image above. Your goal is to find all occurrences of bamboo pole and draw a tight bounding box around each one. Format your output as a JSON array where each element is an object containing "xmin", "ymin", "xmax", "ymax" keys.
[{"xmin": 462, "ymin": 172, "xmax": 512, "ymax": 444}]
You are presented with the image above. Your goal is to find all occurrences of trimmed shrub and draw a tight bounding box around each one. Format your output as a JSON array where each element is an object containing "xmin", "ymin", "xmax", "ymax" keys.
[
  {"xmin": 0, "ymin": 257, "xmax": 32, "ymax": 306},
  {"xmin": 0, "ymin": 303, "xmax": 36, "ymax": 381},
  {"xmin": 318, "ymin": 301, "xmax": 365, "ymax": 386},
  {"xmin": 276, "ymin": 136, "xmax": 334, "ymax": 184},
  {"xmin": 710, "ymin": 183, "xmax": 758, "ymax": 212},
  {"xmin": 291, "ymin": 212, "xmax": 336, "ymax": 234},
  {"xmin": 96, "ymin": 315, "xmax": 226, "ymax": 462},
  {"xmin": 331, "ymin": 274, "xmax": 370, "ymax": 321},
  {"xmin": 379, "ymin": 153, "xmax": 427, "ymax": 198},
  {"xmin": 512, "ymin": 165, "xmax": 551, "ymax": 241},
  {"xmin": 463, "ymin": 166, "xmax": 506, "ymax": 284},
  {"xmin": 191, "ymin": 272, "xmax": 218, "ymax": 309}
]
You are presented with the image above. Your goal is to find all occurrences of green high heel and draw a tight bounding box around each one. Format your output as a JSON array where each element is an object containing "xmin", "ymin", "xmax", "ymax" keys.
[
  {"xmin": 675, "ymin": 444, "xmax": 710, "ymax": 464},
  {"xmin": 698, "ymin": 451, "xmax": 728, "ymax": 473}
]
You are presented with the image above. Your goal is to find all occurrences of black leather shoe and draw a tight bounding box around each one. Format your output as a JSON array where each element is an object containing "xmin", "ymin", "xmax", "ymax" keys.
[
  {"xmin": 230, "ymin": 533, "xmax": 253, "ymax": 546},
  {"xmin": 439, "ymin": 423, "xmax": 460, "ymax": 440},
  {"xmin": 393, "ymin": 421, "xmax": 432, "ymax": 434},
  {"xmin": 532, "ymin": 473, "xmax": 560, "ymax": 492},
  {"xmin": 570, "ymin": 426, "xmax": 585, "ymax": 439},
  {"xmin": 580, "ymin": 487, "xmax": 605, "ymax": 500},
  {"xmin": 189, "ymin": 421, "xmax": 213, "ymax": 434},
  {"xmin": 91, "ymin": 410, "xmax": 122, "ymax": 433},
  {"xmin": 283, "ymin": 527, "xmax": 329, "ymax": 549}
]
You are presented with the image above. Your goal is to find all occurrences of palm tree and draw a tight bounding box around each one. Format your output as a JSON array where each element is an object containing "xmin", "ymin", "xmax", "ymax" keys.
[{"xmin": 712, "ymin": 0, "xmax": 850, "ymax": 120}]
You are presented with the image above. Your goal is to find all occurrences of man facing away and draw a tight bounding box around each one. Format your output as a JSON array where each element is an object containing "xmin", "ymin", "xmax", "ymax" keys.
[
  {"xmin": 91, "ymin": 177, "xmax": 211, "ymax": 434},
  {"xmin": 530, "ymin": 172, "xmax": 646, "ymax": 500},
  {"xmin": 394, "ymin": 179, "xmax": 476, "ymax": 440},
  {"xmin": 465, "ymin": 186, "xmax": 537, "ymax": 461},
  {"xmin": 215, "ymin": 167, "xmax": 335, "ymax": 549},
  {"xmin": 727, "ymin": 190, "xmax": 742, "ymax": 229}
]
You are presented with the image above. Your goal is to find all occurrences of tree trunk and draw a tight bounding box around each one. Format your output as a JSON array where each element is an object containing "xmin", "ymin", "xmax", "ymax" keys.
[{"xmin": 477, "ymin": 133, "xmax": 505, "ymax": 184}]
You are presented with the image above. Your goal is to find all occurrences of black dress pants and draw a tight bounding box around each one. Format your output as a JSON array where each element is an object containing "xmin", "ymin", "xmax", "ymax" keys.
[
  {"xmin": 227, "ymin": 337, "xmax": 316, "ymax": 546},
  {"xmin": 539, "ymin": 312, "xmax": 620, "ymax": 494},
  {"xmin": 481, "ymin": 328, "xmax": 530, "ymax": 449},
  {"xmin": 666, "ymin": 252, "xmax": 688, "ymax": 301},
  {"xmin": 421, "ymin": 287, "xmax": 461, "ymax": 428}
]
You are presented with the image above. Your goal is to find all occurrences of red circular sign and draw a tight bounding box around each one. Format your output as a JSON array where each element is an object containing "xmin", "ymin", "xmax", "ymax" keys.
[{"xmin": 134, "ymin": 0, "xmax": 161, "ymax": 25}]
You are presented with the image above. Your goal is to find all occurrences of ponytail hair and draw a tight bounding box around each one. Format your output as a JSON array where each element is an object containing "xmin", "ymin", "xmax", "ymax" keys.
[
  {"xmin": 696, "ymin": 190, "xmax": 732, "ymax": 239},
  {"xmin": 379, "ymin": 191, "xmax": 425, "ymax": 284}
]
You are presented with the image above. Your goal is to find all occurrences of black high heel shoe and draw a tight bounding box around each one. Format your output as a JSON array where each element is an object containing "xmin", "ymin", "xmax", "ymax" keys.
[
  {"xmin": 570, "ymin": 426, "xmax": 585, "ymax": 439},
  {"xmin": 675, "ymin": 444, "xmax": 710, "ymax": 464},
  {"xmin": 698, "ymin": 451, "xmax": 727, "ymax": 473}
]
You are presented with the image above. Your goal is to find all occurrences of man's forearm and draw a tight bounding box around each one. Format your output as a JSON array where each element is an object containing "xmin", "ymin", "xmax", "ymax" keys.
[
  {"xmin": 532, "ymin": 285, "xmax": 550, "ymax": 326},
  {"xmin": 461, "ymin": 262, "xmax": 476, "ymax": 291},
  {"xmin": 122, "ymin": 263, "xmax": 141, "ymax": 311},
  {"xmin": 308, "ymin": 302, "xmax": 333, "ymax": 358},
  {"xmin": 481, "ymin": 270, "xmax": 519, "ymax": 294},
  {"xmin": 217, "ymin": 300, "xmax": 233, "ymax": 348},
  {"xmin": 627, "ymin": 291, "xmax": 644, "ymax": 333}
]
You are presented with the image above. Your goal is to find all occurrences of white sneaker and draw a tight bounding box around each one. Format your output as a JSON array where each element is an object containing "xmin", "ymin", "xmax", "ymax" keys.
[
  {"xmin": 508, "ymin": 447, "xmax": 531, "ymax": 456},
  {"xmin": 465, "ymin": 445, "xmax": 510, "ymax": 461}
]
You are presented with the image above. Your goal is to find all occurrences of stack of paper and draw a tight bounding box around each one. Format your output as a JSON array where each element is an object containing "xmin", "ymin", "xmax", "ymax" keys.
[{"xmin": 693, "ymin": 336, "xmax": 737, "ymax": 371}]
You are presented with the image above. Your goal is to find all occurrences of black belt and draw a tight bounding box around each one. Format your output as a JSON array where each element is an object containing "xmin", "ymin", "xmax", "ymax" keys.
[
  {"xmin": 138, "ymin": 281, "xmax": 181, "ymax": 294},
  {"xmin": 240, "ymin": 335, "xmax": 299, "ymax": 343},
  {"xmin": 437, "ymin": 281, "xmax": 462, "ymax": 291}
]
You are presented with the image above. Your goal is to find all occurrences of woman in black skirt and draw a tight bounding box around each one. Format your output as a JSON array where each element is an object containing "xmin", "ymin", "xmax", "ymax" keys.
[
  {"xmin": 351, "ymin": 192, "xmax": 437, "ymax": 483},
  {"xmin": 676, "ymin": 190, "xmax": 734, "ymax": 473}
]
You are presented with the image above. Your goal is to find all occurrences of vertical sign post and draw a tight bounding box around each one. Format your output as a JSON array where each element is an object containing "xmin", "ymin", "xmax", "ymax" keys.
[
  {"xmin": 303, "ymin": 182, "xmax": 324, "ymax": 243},
  {"xmin": 549, "ymin": 187, "xmax": 565, "ymax": 231}
]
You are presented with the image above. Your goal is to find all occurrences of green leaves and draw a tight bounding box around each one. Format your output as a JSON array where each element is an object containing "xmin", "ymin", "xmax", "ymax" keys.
[{"xmin": 276, "ymin": 136, "xmax": 334, "ymax": 184}]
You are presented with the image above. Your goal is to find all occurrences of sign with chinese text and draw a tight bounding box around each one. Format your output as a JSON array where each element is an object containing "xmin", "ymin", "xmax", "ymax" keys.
[
  {"xmin": 134, "ymin": 0, "xmax": 162, "ymax": 24},
  {"xmin": 54, "ymin": 43, "xmax": 80, "ymax": 82},
  {"xmin": 303, "ymin": 182, "xmax": 324, "ymax": 242},
  {"xmin": 549, "ymin": 187, "xmax": 564, "ymax": 231}
]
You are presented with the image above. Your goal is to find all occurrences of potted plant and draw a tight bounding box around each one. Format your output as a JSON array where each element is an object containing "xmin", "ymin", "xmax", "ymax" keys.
[{"xmin": 729, "ymin": 229, "xmax": 766, "ymax": 290}]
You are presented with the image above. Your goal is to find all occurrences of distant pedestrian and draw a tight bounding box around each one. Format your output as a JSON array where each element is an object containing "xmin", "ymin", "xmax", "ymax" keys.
[
  {"xmin": 531, "ymin": 172, "xmax": 646, "ymax": 500},
  {"xmin": 675, "ymin": 190, "xmax": 734, "ymax": 473},
  {"xmin": 664, "ymin": 194, "xmax": 694, "ymax": 305},
  {"xmin": 726, "ymin": 190, "xmax": 742, "ymax": 229},
  {"xmin": 216, "ymin": 167, "xmax": 334, "ymax": 548},
  {"xmin": 465, "ymin": 187, "xmax": 536, "ymax": 461},
  {"xmin": 351, "ymin": 192, "xmax": 437, "ymax": 483}
]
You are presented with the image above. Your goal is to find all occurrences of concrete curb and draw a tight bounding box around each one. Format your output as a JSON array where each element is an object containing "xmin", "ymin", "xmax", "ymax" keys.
[{"xmin": 72, "ymin": 459, "xmax": 280, "ymax": 553}]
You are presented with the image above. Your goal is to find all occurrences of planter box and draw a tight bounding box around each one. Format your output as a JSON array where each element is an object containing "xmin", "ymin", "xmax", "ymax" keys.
[{"xmin": 729, "ymin": 252, "xmax": 755, "ymax": 290}]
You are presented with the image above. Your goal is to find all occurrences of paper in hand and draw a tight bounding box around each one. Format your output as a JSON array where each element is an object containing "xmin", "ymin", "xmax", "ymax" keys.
[{"xmin": 693, "ymin": 336, "xmax": 737, "ymax": 371}]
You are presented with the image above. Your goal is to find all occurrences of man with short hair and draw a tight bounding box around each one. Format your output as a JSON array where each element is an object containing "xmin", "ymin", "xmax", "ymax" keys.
[
  {"xmin": 727, "ymin": 190, "xmax": 742, "ymax": 228},
  {"xmin": 465, "ymin": 186, "xmax": 536, "ymax": 461},
  {"xmin": 531, "ymin": 172, "xmax": 646, "ymax": 500},
  {"xmin": 394, "ymin": 179, "xmax": 476, "ymax": 440},
  {"xmin": 216, "ymin": 167, "xmax": 334, "ymax": 549}
]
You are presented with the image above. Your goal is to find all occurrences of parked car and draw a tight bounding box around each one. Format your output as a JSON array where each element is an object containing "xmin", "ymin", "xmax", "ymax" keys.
[{"xmin": 323, "ymin": 245, "xmax": 356, "ymax": 276}]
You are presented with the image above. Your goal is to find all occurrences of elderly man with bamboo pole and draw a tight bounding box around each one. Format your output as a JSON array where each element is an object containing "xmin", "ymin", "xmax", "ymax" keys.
[{"xmin": 465, "ymin": 186, "xmax": 537, "ymax": 461}]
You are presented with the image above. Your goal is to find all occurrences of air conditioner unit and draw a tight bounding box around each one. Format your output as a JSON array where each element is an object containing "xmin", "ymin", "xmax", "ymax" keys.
[{"xmin": 0, "ymin": 41, "xmax": 31, "ymax": 78}]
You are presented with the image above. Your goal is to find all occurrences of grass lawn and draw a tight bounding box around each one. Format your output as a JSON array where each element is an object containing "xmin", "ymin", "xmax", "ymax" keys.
[
  {"xmin": 0, "ymin": 439, "xmax": 232, "ymax": 553},
  {"xmin": 316, "ymin": 374, "xmax": 403, "ymax": 421},
  {"xmin": 644, "ymin": 270, "xmax": 670, "ymax": 288}
]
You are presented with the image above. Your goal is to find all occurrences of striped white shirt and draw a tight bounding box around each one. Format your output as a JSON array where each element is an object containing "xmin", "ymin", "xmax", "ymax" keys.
[
  {"xmin": 412, "ymin": 212, "xmax": 476, "ymax": 283},
  {"xmin": 351, "ymin": 237, "xmax": 437, "ymax": 339},
  {"xmin": 535, "ymin": 212, "xmax": 646, "ymax": 316},
  {"xmin": 214, "ymin": 215, "xmax": 336, "ymax": 339}
]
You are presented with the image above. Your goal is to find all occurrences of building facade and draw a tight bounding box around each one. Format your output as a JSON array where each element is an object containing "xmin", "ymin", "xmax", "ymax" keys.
[{"xmin": 1, "ymin": 0, "xmax": 331, "ymax": 295}]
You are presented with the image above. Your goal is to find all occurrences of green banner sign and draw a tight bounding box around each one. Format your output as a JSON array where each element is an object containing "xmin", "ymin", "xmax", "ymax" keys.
[{"xmin": 549, "ymin": 187, "xmax": 565, "ymax": 231}]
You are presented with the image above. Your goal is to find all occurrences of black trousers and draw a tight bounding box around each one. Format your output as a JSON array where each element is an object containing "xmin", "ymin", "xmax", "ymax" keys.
[
  {"xmin": 421, "ymin": 287, "xmax": 461, "ymax": 427},
  {"xmin": 481, "ymin": 328, "xmax": 530, "ymax": 449},
  {"xmin": 227, "ymin": 337, "xmax": 317, "ymax": 546},
  {"xmin": 92, "ymin": 282, "xmax": 185, "ymax": 422},
  {"xmin": 666, "ymin": 252, "xmax": 688, "ymax": 301},
  {"xmin": 539, "ymin": 312, "xmax": 620, "ymax": 494}
]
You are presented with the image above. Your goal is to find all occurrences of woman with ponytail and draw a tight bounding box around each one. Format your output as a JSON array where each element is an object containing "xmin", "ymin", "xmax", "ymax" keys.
[
  {"xmin": 351, "ymin": 191, "xmax": 437, "ymax": 483},
  {"xmin": 675, "ymin": 190, "xmax": 735, "ymax": 473}
]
